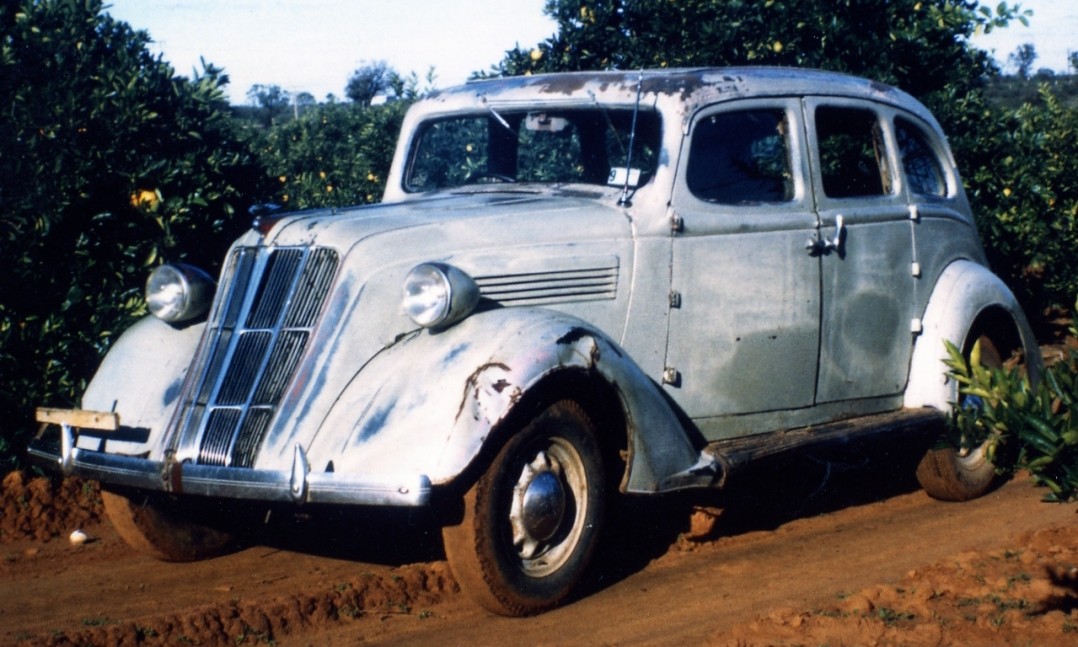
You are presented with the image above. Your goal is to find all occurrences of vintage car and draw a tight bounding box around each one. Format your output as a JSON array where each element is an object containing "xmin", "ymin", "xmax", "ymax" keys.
[{"xmin": 32, "ymin": 68, "xmax": 1040, "ymax": 616}]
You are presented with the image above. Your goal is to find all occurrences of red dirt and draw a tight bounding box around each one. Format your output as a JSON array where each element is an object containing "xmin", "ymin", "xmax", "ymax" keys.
[
  {"xmin": 716, "ymin": 525, "xmax": 1078, "ymax": 646},
  {"xmin": 2, "ymin": 460, "xmax": 1076, "ymax": 646},
  {"xmin": 0, "ymin": 471, "xmax": 103, "ymax": 543}
]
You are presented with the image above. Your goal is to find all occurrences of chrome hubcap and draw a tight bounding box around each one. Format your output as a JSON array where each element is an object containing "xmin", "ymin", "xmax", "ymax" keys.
[
  {"xmin": 507, "ymin": 438, "xmax": 587, "ymax": 577},
  {"xmin": 521, "ymin": 470, "xmax": 566, "ymax": 541}
]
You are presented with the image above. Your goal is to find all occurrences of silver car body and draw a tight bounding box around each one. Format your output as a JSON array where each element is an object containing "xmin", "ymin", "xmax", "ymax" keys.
[{"xmin": 32, "ymin": 68, "xmax": 1039, "ymax": 508}]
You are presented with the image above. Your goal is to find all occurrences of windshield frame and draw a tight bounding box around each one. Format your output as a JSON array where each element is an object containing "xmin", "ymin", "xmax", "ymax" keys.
[{"xmin": 401, "ymin": 106, "xmax": 663, "ymax": 194}]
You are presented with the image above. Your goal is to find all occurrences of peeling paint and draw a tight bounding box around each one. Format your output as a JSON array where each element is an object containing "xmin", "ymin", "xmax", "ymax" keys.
[
  {"xmin": 355, "ymin": 401, "xmax": 396, "ymax": 444},
  {"xmin": 457, "ymin": 362, "xmax": 512, "ymax": 422},
  {"xmin": 555, "ymin": 327, "xmax": 593, "ymax": 346},
  {"xmin": 162, "ymin": 378, "xmax": 183, "ymax": 407},
  {"xmin": 442, "ymin": 343, "xmax": 471, "ymax": 366}
]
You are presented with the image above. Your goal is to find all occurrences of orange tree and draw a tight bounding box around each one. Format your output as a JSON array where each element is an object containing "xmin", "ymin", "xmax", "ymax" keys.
[
  {"xmin": 0, "ymin": 0, "xmax": 267, "ymax": 468},
  {"xmin": 254, "ymin": 100, "xmax": 408, "ymax": 211},
  {"xmin": 494, "ymin": 0, "xmax": 1022, "ymax": 110},
  {"xmin": 965, "ymin": 87, "xmax": 1078, "ymax": 320},
  {"xmin": 248, "ymin": 68, "xmax": 433, "ymax": 211}
]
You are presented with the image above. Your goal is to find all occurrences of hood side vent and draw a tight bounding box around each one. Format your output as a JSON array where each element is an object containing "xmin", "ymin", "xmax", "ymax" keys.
[{"xmin": 475, "ymin": 259, "xmax": 619, "ymax": 305}]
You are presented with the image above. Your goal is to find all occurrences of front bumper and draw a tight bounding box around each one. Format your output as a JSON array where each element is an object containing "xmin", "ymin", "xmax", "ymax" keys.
[{"xmin": 30, "ymin": 409, "xmax": 431, "ymax": 507}]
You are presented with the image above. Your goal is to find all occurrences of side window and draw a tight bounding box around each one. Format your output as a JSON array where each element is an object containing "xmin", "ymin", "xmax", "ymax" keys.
[
  {"xmin": 815, "ymin": 106, "xmax": 892, "ymax": 198},
  {"xmin": 687, "ymin": 109, "xmax": 793, "ymax": 204},
  {"xmin": 895, "ymin": 117, "xmax": 947, "ymax": 198}
]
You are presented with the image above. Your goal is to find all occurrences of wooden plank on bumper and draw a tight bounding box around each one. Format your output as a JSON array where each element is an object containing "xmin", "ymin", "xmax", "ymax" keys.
[{"xmin": 35, "ymin": 408, "xmax": 119, "ymax": 431}]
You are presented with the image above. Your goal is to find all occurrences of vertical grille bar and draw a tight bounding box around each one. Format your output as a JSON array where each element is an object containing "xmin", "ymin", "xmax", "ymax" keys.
[{"xmin": 166, "ymin": 246, "xmax": 338, "ymax": 468}]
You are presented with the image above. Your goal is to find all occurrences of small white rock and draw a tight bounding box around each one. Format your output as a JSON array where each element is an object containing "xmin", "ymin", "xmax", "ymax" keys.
[{"xmin": 69, "ymin": 529, "xmax": 89, "ymax": 546}]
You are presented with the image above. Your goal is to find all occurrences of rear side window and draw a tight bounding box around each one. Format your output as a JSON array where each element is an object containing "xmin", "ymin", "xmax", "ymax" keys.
[
  {"xmin": 895, "ymin": 117, "xmax": 947, "ymax": 198},
  {"xmin": 687, "ymin": 109, "xmax": 793, "ymax": 204},
  {"xmin": 815, "ymin": 106, "xmax": 892, "ymax": 198}
]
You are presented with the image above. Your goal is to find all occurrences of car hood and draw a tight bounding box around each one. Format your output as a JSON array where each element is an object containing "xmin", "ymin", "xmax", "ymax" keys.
[{"xmin": 250, "ymin": 188, "xmax": 628, "ymax": 250}]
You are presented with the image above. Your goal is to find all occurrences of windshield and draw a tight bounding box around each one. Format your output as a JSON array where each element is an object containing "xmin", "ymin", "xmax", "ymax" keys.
[{"xmin": 404, "ymin": 108, "xmax": 661, "ymax": 193}]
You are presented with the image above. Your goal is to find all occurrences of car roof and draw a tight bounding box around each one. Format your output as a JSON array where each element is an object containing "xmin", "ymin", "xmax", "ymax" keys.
[{"xmin": 423, "ymin": 67, "xmax": 938, "ymax": 127}]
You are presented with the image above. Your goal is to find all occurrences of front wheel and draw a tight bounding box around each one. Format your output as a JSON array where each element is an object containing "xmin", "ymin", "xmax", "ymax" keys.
[
  {"xmin": 102, "ymin": 490, "xmax": 235, "ymax": 562},
  {"xmin": 442, "ymin": 400, "xmax": 606, "ymax": 616}
]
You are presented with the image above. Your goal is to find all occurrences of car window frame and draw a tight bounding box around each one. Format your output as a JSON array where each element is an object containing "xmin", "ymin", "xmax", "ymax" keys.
[
  {"xmin": 673, "ymin": 97, "xmax": 811, "ymax": 219},
  {"xmin": 401, "ymin": 107, "xmax": 664, "ymax": 194},
  {"xmin": 803, "ymin": 97, "xmax": 907, "ymax": 212},
  {"xmin": 892, "ymin": 112, "xmax": 957, "ymax": 202}
]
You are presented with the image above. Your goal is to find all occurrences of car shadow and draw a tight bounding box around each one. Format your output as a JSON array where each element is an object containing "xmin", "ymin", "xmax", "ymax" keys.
[
  {"xmin": 578, "ymin": 433, "xmax": 933, "ymax": 600},
  {"xmin": 236, "ymin": 504, "xmax": 446, "ymax": 566},
  {"xmin": 223, "ymin": 435, "xmax": 935, "ymax": 596}
]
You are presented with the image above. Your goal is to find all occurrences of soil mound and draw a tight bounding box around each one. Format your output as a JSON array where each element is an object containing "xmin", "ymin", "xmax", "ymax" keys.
[{"xmin": 0, "ymin": 471, "xmax": 103, "ymax": 542}]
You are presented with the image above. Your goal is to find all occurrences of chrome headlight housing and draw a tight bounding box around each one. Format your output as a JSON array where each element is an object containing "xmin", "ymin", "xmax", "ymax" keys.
[
  {"xmin": 402, "ymin": 262, "xmax": 479, "ymax": 329},
  {"xmin": 145, "ymin": 263, "xmax": 216, "ymax": 324}
]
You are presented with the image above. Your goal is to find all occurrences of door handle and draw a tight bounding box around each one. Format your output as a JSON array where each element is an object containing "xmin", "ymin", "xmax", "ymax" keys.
[{"xmin": 805, "ymin": 215, "xmax": 845, "ymax": 255}]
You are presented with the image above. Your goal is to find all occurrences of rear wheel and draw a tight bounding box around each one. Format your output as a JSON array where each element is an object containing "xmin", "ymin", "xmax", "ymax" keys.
[
  {"xmin": 102, "ymin": 490, "xmax": 235, "ymax": 562},
  {"xmin": 917, "ymin": 332, "xmax": 1005, "ymax": 501},
  {"xmin": 442, "ymin": 400, "xmax": 605, "ymax": 616}
]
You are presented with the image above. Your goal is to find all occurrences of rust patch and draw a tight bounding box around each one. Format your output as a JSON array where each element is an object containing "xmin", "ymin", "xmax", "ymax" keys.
[
  {"xmin": 162, "ymin": 452, "xmax": 183, "ymax": 494},
  {"xmin": 455, "ymin": 362, "xmax": 512, "ymax": 422},
  {"xmin": 555, "ymin": 327, "xmax": 604, "ymax": 366},
  {"xmin": 555, "ymin": 327, "xmax": 593, "ymax": 345}
]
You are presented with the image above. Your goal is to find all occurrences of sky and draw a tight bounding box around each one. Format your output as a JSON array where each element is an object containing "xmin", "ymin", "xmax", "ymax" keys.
[
  {"xmin": 105, "ymin": 0, "xmax": 557, "ymax": 104},
  {"xmin": 972, "ymin": 0, "xmax": 1076, "ymax": 74},
  {"xmin": 105, "ymin": 0, "xmax": 1076, "ymax": 106}
]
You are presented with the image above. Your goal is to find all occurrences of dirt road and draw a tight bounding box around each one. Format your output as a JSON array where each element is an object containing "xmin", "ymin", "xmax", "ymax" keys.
[{"xmin": 2, "ymin": 451, "xmax": 1075, "ymax": 646}]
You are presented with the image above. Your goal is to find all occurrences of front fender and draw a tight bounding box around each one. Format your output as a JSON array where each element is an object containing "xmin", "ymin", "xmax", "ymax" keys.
[
  {"xmin": 80, "ymin": 316, "xmax": 204, "ymax": 456},
  {"xmin": 904, "ymin": 260, "xmax": 1041, "ymax": 411},
  {"xmin": 309, "ymin": 308, "xmax": 699, "ymax": 493}
]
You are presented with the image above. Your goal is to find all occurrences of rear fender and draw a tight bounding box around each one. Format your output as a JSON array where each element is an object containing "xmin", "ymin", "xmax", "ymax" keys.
[
  {"xmin": 904, "ymin": 260, "xmax": 1041, "ymax": 411},
  {"xmin": 309, "ymin": 308, "xmax": 699, "ymax": 493}
]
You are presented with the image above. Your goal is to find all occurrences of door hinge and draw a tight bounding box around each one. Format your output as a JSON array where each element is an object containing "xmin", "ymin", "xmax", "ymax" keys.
[
  {"xmin": 669, "ymin": 290, "xmax": 682, "ymax": 308},
  {"xmin": 670, "ymin": 213, "xmax": 684, "ymax": 233},
  {"xmin": 910, "ymin": 318, "xmax": 923, "ymax": 334},
  {"xmin": 662, "ymin": 367, "xmax": 680, "ymax": 386}
]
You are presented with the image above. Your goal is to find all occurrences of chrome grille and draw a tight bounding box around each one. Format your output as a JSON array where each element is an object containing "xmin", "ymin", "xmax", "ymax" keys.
[{"xmin": 170, "ymin": 246, "xmax": 338, "ymax": 468}]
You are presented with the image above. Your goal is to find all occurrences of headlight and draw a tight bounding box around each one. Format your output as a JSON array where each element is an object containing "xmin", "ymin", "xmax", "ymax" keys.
[
  {"xmin": 402, "ymin": 262, "xmax": 479, "ymax": 329},
  {"xmin": 145, "ymin": 263, "xmax": 216, "ymax": 323}
]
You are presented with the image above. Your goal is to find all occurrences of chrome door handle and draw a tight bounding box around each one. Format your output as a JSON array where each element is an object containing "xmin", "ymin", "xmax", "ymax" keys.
[
  {"xmin": 824, "ymin": 215, "xmax": 845, "ymax": 252},
  {"xmin": 806, "ymin": 215, "xmax": 845, "ymax": 255}
]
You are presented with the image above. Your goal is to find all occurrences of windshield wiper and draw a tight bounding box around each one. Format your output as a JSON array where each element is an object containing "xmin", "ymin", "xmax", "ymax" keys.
[{"xmin": 481, "ymin": 96, "xmax": 513, "ymax": 134}]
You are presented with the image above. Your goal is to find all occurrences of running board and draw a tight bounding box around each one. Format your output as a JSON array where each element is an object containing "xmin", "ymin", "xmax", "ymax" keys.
[
  {"xmin": 654, "ymin": 408, "xmax": 947, "ymax": 493},
  {"xmin": 709, "ymin": 408, "xmax": 946, "ymax": 477}
]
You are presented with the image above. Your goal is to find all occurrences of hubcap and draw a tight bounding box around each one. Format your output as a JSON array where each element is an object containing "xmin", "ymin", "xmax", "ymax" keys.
[
  {"xmin": 521, "ymin": 471, "xmax": 566, "ymax": 541},
  {"xmin": 507, "ymin": 438, "xmax": 588, "ymax": 577}
]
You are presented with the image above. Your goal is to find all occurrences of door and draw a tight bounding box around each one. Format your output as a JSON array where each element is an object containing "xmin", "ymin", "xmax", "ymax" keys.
[
  {"xmin": 804, "ymin": 99, "xmax": 917, "ymax": 404},
  {"xmin": 665, "ymin": 100, "xmax": 821, "ymax": 425}
]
